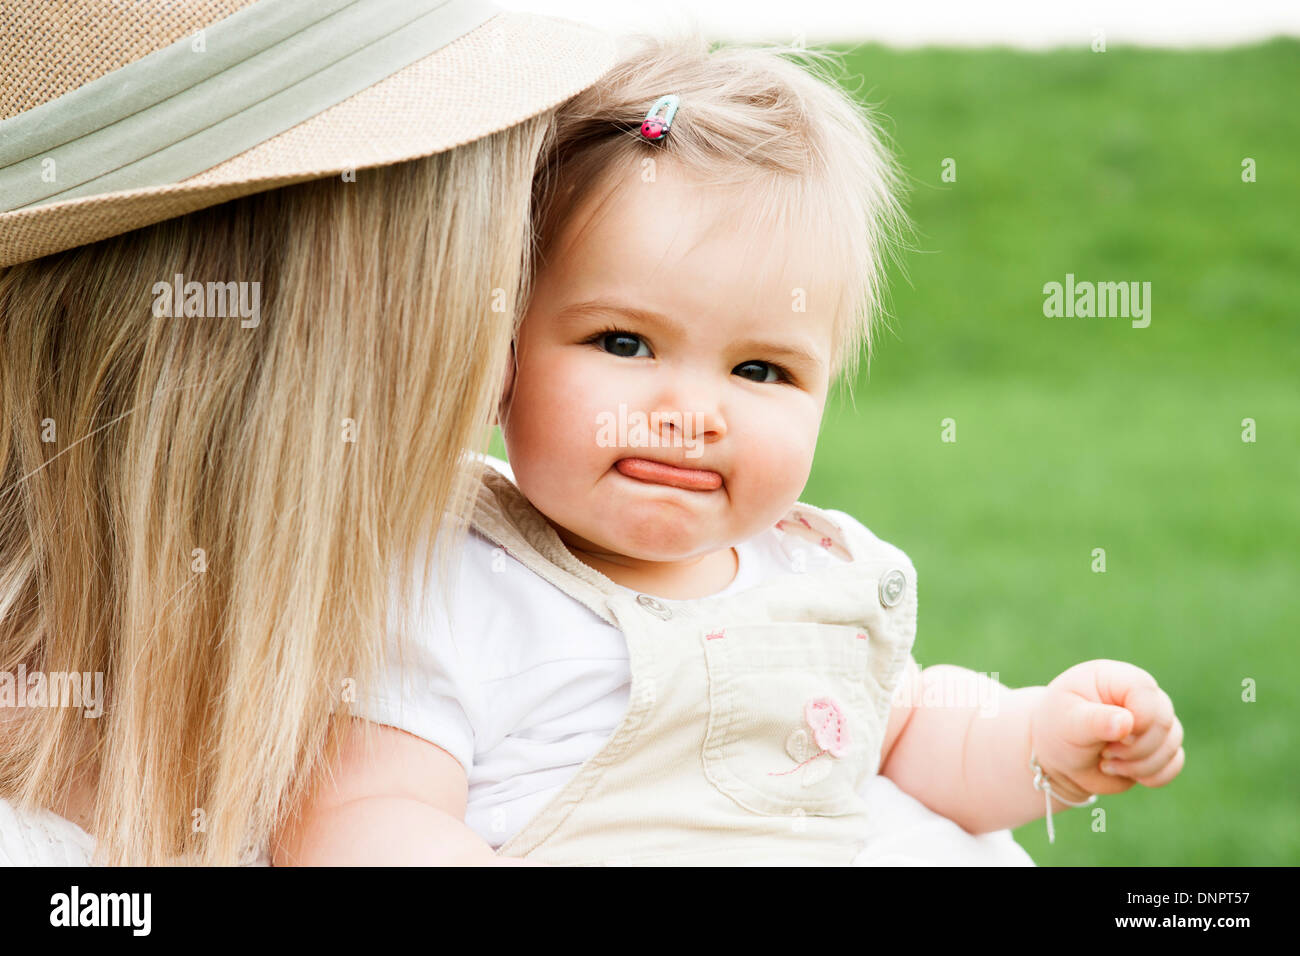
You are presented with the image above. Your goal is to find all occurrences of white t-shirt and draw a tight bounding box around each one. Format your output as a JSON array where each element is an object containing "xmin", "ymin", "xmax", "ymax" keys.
[{"xmin": 356, "ymin": 457, "xmax": 851, "ymax": 849}]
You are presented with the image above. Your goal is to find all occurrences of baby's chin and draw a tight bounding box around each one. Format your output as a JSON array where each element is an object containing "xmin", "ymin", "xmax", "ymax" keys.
[
  {"xmin": 541, "ymin": 505, "xmax": 724, "ymax": 565},
  {"xmin": 526, "ymin": 464, "xmax": 775, "ymax": 559},
  {"xmin": 568, "ymin": 521, "xmax": 723, "ymax": 565},
  {"xmin": 551, "ymin": 481, "xmax": 790, "ymax": 555}
]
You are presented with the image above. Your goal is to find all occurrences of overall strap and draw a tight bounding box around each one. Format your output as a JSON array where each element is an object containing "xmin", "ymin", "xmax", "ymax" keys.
[{"xmin": 469, "ymin": 466, "xmax": 622, "ymax": 627}]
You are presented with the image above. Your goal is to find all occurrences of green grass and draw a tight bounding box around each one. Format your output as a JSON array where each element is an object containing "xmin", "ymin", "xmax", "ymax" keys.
[
  {"xmin": 811, "ymin": 39, "xmax": 1300, "ymax": 865},
  {"xmin": 492, "ymin": 39, "xmax": 1300, "ymax": 865}
]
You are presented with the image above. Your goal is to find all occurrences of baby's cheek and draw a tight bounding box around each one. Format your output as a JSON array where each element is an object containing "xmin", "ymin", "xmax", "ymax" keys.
[
  {"xmin": 749, "ymin": 401, "xmax": 818, "ymax": 468},
  {"xmin": 733, "ymin": 431, "xmax": 814, "ymax": 507},
  {"xmin": 516, "ymin": 352, "xmax": 593, "ymax": 426}
]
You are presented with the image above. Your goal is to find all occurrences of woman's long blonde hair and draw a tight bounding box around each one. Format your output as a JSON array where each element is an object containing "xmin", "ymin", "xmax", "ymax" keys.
[{"xmin": 0, "ymin": 114, "xmax": 551, "ymax": 865}]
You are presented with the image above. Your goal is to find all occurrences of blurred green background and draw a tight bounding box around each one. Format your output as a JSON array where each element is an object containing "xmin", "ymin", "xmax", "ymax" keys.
[{"xmin": 492, "ymin": 39, "xmax": 1299, "ymax": 865}]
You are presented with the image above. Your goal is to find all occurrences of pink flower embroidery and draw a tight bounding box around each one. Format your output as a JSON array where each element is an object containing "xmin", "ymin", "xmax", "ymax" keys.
[
  {"xmin": 768, "ymin": 695, "xmax": 852, "ymax": 783},
  {"xmin": 805, "ymin": 697, "xmax": 851, "ymax": 758}
]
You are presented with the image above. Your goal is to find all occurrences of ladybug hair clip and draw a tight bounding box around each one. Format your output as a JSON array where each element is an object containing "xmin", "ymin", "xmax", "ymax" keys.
[{"xmin": 638, "ymin": 94, "xmax": 680, "ymax": 141}]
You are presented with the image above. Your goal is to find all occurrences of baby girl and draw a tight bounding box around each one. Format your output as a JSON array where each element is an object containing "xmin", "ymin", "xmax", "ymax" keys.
[{"xmin": 278, "ymin": 35, "xmax": 1184, "ymax": 866}]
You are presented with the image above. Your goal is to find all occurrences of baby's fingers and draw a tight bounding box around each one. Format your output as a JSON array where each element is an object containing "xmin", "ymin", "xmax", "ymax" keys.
[
  {"xmin": 1136, "ymin": 746, "xmax": 1185, "ymax": 788},
  {"xmin": 1112, "ymin": 685, "xmax": 1176, "ymax": 758},
  {"xmin": 1101, "ymin": 716, "xmax": 1184, "ymax": 783},
  {"xmin": 1104, "ymin": 712, "xmax": 1182, "ymax": 764}
]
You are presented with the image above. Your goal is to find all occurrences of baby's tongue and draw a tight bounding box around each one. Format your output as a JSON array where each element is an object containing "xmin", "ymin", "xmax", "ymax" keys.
[{"xmin": 616, "ymin": 457, "xmax": 721, "ymax": 491}]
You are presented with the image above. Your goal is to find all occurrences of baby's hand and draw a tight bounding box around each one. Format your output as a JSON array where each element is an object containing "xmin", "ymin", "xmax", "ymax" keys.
[{"xmin": 1028, "ymin": 659, "xmax": 1185, "ymax": 798}]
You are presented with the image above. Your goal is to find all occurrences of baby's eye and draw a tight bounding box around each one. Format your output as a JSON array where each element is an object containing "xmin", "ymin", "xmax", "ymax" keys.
[
  {"xmin": 733, "ymin": 361, "xmax": 787, "ymax": 384},
  {"xmin": 589, "ymin": 330, "xmax": 651, "ymax": 358}
]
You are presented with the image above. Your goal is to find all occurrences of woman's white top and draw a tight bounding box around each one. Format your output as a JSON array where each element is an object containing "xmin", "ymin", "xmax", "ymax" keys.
[{"xmin": 0, "ymin": 799, "xmax": 97, "ymax": 865}]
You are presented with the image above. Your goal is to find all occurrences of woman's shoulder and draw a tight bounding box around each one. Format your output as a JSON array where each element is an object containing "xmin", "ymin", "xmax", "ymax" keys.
[
  {"xmin": 0, "ymin": 797, "xmax": 97, "ymax": 866},
  {"xmin": 0, "ymin": 799, "xmax": 274, "ymax": 866}
]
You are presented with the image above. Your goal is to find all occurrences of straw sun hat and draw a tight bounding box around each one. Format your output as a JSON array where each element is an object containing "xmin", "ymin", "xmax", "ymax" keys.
[{"xmin": 0, "ymin": 0, "xmax": 617, "ymax": 267}]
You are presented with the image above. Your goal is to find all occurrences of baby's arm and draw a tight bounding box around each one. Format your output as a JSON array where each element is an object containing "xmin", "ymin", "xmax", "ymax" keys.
[
  {"xmin": 271, "ymin": 716, "xmax": 541, "ymax": 866},
  {"xmin": 878, "ymin": 658, "xmax": 1184, "ymax": 834},
  {"xmin": 879, "ymin": 661, "xmax": 1059, "ymax": 833}
]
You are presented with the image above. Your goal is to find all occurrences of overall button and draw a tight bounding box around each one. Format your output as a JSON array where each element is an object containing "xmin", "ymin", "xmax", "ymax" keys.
[
  {"xmin": 636, "ymin": 593, "xmax": 673, "ymax": 620},
  {"xmin": 879, "ymin": 569, "xmax": 907, "ymax": 608}
]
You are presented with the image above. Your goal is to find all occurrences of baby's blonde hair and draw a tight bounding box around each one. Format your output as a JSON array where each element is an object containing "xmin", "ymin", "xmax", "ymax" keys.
[{"xmin": 531, "ymin": 32, "xmax": 912, "ymax": 387}]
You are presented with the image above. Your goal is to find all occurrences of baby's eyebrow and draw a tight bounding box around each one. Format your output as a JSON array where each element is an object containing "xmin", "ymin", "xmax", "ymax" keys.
[
  {"xmin": 554, "ymin": 297, "xmax": 679, "ymax": 332},
  {"xmin": 555, "ymin": 297, "xmax": 826, "ymax": 369},
  {"xmin": 732, "ymin": 338, "xmax": 826, "ymax": 370}
]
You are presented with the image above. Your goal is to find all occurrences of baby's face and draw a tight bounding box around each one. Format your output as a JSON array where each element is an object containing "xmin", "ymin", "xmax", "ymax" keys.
[{"xmin": 501, "ymin": 160, "xmax": 837, "ymax": 567}]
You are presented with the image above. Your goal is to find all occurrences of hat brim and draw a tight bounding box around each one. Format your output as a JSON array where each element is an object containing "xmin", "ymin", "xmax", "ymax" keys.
[{"xmin": 0, "ymin": 12, "xmax": 614, "ymax": 267}]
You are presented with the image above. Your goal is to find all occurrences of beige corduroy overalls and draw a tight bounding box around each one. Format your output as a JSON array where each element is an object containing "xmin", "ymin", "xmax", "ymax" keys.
[{"xmin": 471, "ymin": 467, "xmax": 918, "ymax": 866}]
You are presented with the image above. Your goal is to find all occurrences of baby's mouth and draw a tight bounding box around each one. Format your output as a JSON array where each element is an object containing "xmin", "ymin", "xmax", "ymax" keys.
[{"xmin": 614, "ymin": 457, "xmax": 723, "ymax": 492}]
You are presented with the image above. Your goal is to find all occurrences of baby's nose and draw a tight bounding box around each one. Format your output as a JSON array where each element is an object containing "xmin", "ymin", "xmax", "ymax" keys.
[{"xmin": 653, "ymin": 407, "xmax": 725, "ymax": 443}]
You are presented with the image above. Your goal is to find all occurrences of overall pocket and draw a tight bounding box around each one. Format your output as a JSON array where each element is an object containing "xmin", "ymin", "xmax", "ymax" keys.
[{"xmin": 700, "ymin": 621, "xmax": 892, "ymax": 817}]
